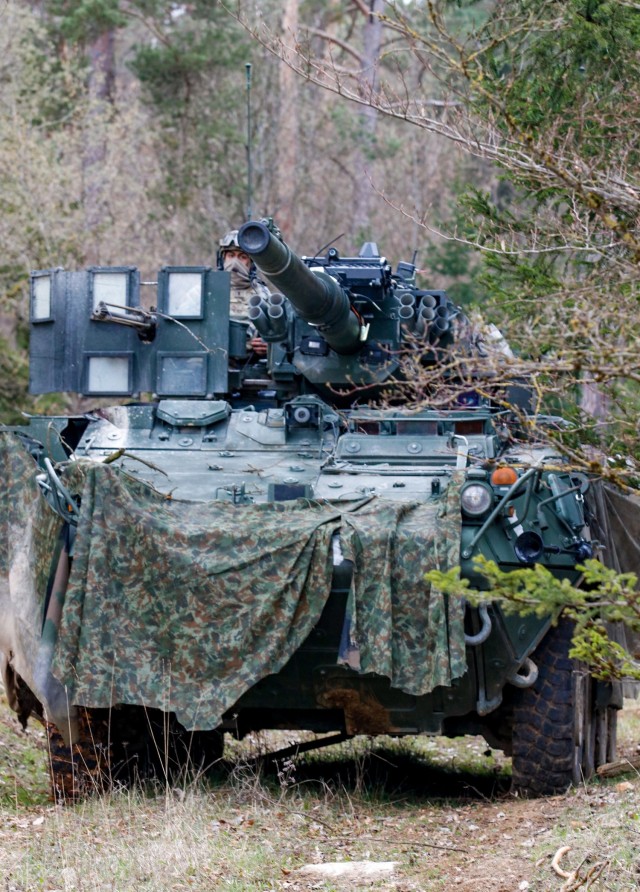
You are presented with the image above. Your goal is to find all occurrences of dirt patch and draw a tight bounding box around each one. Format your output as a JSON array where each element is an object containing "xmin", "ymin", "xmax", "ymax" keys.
[{"xmin": 376, "ymin": 795, "xmax": 571, "ymax": 891}]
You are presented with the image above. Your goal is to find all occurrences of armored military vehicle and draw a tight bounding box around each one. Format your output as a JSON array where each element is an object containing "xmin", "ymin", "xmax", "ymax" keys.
[{"xmin": 0, "ymin": 220, "xmax": 619, "ymax": 800}]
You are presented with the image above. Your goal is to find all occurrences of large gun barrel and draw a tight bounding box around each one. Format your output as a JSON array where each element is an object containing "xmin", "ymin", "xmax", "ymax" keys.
[{"xmin": 237, "ymin": 221, "xmax": 362, "ymax": 355}]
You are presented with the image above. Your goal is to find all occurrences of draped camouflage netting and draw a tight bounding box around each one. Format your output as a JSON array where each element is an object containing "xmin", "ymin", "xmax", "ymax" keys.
[
  {"xmin": 341, "ymin": 488, "xmax": 467, "ymax": 694},
  {"xmin": 0, "ymin": 432, "xmax": 68, "ymax": 728},
  {"xmin": 0, "ymin": 433, "xmax": 467, "ymax": 732}
]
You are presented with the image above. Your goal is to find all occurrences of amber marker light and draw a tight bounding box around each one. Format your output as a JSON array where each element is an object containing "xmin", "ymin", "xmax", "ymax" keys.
[{"xmin": 491, "ymin": 466, "xmax": 518, "ymax": 486}]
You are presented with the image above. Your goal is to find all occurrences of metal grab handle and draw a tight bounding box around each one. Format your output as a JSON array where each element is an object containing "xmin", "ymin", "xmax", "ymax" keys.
[
  {"xmin": 43, "ymin": 458, "xmax": 80, "ymax": 523},
  {"xmin": 507, "ymin": 657, "xmax": 539, "ymax": 688},
  {"xmin": 464, "ymin": 603, "xmax": 492, "ymax": 646}
]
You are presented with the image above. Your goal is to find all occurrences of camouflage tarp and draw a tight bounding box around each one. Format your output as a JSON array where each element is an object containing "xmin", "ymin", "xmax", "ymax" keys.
[
  {"xmin": 0, "ymin": 433, "xmax": 467, "ymax": 732},
  {"xmin": 53, "ymin": 461, "xmax": 343, "ymax": 730},
  {"xmin": 51, "ymin": 462, "xmax": 467, "ymax": 729},
  {"xmin": 342, "ymin": 479, "xmax": 467, "ymax": 694},
  {"xmin": 0, "ymin": 432, "xmax": 70, "ymax": 730},
  {"xmin": 590, "ymin": 481, "xmax": 640, "ymax": 697}
]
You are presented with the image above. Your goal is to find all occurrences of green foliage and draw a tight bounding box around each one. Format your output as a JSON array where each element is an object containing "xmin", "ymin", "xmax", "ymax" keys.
[
  {"xmin": 130, "ymin": 8, "xmax": 248, "ymax": 113},
  {"xmin": 482, "ymin": 3, "xmax": 630, "ymax": 104},
  {"xmin": 126, "ymin": 4, "xmax": 256, "ymax": 229},
  {"xmin": 16, "ymin": 21, "xmax": 88, "ymax": 128},
  {"xmin": 429, "ymin": 556, "xmax": 640, "ymax": 680},
  {"xmin": 461, "ymin": 186, "xmax": 564, "ymax": 308},
  {"xmin": 423, "ymin": 237, "xmax": 484, "ymax": 306},
  {"xmin": 404, "ymin": 0, "xmax": 640, "ymax": 451},
  {"xmin": 470, "ymin": 3, "xmax": 639, "ymax": 244},
  {"xmin": 421, "ymin": 194, "xmax": 491, "ymax": 307},
  {"xmin": 479, "ymin": 0, "xmax": 640, "ymax": 154},
  {"xmin": 45, "ymin": 0, "xmax": 127, "ymax": 44}
]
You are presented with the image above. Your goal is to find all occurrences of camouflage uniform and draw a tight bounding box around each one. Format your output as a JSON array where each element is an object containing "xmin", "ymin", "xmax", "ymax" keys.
[{"xmin": 230, "ymin": 278, "xmax": 271, "ymax": 318}]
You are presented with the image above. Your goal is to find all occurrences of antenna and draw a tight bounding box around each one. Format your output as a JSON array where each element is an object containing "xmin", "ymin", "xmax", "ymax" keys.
[
  {"xmin": 245, "ymin": 62, "xmax": 252, "ymax": 222},
  {"xmin": 314, "ymin": 233, "xmax": 345, "ymax": 258}
]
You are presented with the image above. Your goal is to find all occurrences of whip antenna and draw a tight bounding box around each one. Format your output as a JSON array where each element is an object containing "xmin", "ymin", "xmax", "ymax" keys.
[{"xmin": 245, "ymin": 62, "xmax": 252, "ymax": 222}]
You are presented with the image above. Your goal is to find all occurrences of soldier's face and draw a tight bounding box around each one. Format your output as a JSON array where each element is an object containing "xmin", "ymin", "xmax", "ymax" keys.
[{"xmin": 222, "ymin": 248, "xmax": 251, "ymax": 271}]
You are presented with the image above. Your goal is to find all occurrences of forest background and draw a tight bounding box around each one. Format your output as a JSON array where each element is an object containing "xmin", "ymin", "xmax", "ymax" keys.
[{"xmin": 0, "ymin": 0, "xmax": 639, "ymax": 479}]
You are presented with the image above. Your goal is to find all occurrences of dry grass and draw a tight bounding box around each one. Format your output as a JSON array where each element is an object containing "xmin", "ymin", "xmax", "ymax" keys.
[{"xmin": 0, "ymin": 692, "xmax": 639, "ymax": 891}]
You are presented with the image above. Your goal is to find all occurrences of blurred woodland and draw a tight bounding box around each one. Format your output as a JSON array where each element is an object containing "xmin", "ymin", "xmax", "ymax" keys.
[{"xmin": 1, "ymin": 0, "xmax": 639, "ymax": 490}]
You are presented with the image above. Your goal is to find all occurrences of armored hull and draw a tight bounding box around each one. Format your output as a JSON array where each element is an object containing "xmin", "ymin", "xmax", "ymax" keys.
[{"xmin": 0, "ymin": 223, "xmax": 619, "ymax": 798}]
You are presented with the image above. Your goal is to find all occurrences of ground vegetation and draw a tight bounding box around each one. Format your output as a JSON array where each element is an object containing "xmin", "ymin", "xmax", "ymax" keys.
[{"xmin": 2, "ymin": 691, "xmax": 640, "ymax": 891}]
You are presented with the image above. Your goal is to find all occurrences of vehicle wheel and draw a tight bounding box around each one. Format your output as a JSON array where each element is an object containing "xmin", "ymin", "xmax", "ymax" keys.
[
  {"xmin": 511, "ymin": 619, "xmax": 618, "ymax": 797},
  {"xmin": 46, "ymin": 708, "xmax": 111, "ymax": 802}
]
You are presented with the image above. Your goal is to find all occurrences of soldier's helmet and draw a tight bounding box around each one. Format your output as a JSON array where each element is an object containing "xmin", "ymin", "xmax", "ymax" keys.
[{"xmin": 219, "ymin": 230, "xmax": 240, "ymax": 253}]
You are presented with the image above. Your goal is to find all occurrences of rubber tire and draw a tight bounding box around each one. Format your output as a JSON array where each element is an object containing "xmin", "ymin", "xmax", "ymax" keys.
[
  {"xmin": 511, "ymin": 619, "xmax": 616, "ymax": 797},
  {"xmin": 47, "ymin": 708, "xmax": 111, "ymax": 802},
  {"xmin": 47, "ymin": 707, "xmax": 224, "ymax": 799}
]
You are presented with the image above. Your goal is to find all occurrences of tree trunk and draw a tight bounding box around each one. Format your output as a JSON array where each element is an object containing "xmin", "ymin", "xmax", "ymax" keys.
[
  {"xmin": 580, "ymin": 374, "xmax": 610, "ymax": 432},
  {"xmin": 275, "ymin": 0, "xmax": 299, "ymax": 234},
  {"xmin": 83, "ymin": 28, "xmax": 116, "ymax": 265},
  {"xmin": 352, "ymin": 0, "xmax": 382, "ymax": 241}
]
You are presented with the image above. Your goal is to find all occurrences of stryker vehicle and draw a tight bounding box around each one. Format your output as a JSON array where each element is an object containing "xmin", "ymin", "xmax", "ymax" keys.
[{"xmin": 0, "ymin": 220, "xmax": 620, "ymax": 800}]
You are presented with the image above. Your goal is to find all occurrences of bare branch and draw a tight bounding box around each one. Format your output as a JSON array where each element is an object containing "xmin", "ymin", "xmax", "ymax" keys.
[{"xmin": 303, "ymin": 26, "xmax": 365, "ymax": 66}]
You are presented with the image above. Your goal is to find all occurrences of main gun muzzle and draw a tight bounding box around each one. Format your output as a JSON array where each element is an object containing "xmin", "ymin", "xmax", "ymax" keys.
[{"xmin": 238, "ymin": 221, "xmax": 362, "ymax": 355}]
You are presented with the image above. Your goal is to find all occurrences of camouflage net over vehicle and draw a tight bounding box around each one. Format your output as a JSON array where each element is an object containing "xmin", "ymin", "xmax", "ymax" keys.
[
  {"xmin": 0, "ymin": 431, "xmax": 65, "ymax": 728},
  {"xmin": 1, "ymin": 434, "xmax": 467, "ymax": 732}
]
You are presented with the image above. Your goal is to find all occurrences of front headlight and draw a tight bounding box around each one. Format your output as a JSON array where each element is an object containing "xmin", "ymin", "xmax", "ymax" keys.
[{"xmin": 460, "ymin": 483, "xmax": 493, "ymax": 517}]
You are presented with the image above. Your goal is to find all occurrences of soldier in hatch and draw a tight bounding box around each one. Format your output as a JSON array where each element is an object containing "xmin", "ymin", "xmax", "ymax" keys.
[{"xmin": 219, "ymin": 229, "xmax": 269, "ymax": 356}]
